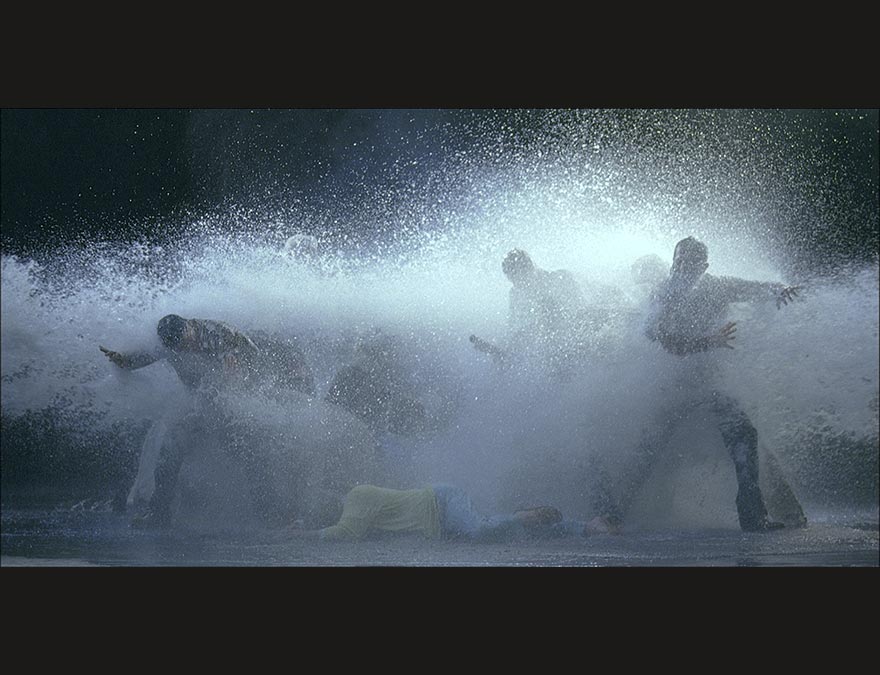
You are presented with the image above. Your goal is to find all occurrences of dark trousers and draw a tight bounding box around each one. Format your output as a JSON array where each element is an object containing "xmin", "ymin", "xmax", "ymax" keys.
[{"xmin": 591, "ymin": 390, "xmax": 770, "ymax": 531}]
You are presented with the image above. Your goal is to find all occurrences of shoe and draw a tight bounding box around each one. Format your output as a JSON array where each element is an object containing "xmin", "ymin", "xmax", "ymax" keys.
[
  {"xmin": 515, "ymin": 506, "xmax": 563, "ymax": 527},
  {"xmin": 131, "ymin": 508, "xmax": 171, "ymax": 530},
  {"xmin": 741, "ymin": 518, "xmax": 785, "ymax": 533}
]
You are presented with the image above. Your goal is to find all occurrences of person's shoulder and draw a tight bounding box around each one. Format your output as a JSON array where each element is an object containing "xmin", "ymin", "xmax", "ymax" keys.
[{"xmin": 705, "ymin": 273, "xmax": 764, "ymax": 292}]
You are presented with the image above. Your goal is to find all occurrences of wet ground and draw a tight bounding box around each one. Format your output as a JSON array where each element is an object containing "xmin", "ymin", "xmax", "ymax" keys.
[{"xmin": 1, "ymin": 503, "xmax": 877, "ymax": 567}]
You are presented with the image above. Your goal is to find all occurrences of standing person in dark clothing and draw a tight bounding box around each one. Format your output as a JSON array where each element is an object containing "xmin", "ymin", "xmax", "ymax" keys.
[
  {"xmin": 101, "ymin": 314, "xmax": 315, "ymax": 528},
  {"xmin": 589, "ymin": 237, "xmax": 804, "ymax": 533},
  {"xmin": 471, "ymin": 248, "xmax": 593, "ymax": 379}
]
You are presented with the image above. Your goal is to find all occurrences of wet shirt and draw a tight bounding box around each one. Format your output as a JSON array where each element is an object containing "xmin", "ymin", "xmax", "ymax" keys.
[
  {"xmin": 508, "ymin": 268, "xmax": 588, "ymax": 368},
  {"xmin": 166, "ymin": 319, "xmax": 260, "ymax": 391},
  {"xmin": 248, "ymin": 332, "xmax": 315, "ymax": 396},
  {"xmin": 118, "ymin": 319, "xmax": 261, "ymax": 391},
  {"xmin": 647, "ymin": 273, "xmax": 784, "ymax": 356},
  {"xmin": 319, "ymin": 485, "xmax": 441, "ymax": 540},
  {"xmin": 324, "ymin": 345, "xmax": 427, "ymax": 434},
  {"xmin": 186, "ymin": 319, "xmax": 259, "ymax": 357}
]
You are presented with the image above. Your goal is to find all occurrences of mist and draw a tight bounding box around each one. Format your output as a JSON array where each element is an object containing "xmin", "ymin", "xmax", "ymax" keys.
[{"xmin": 2, "ymin": 109, "xmax": 877, "ymax": 531}]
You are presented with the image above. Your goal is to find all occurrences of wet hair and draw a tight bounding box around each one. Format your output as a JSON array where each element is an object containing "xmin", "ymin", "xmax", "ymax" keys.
[
  {"xmin": 157, "ymin": 314, "xmax": 188, "ymax": 349},
  {"xmin": 673, "ymin": 237, "xmax": 709, "ymax": 265},
  {"xmin": 502, "ymin": 248, "xmax": 535, "ymax": 279}
]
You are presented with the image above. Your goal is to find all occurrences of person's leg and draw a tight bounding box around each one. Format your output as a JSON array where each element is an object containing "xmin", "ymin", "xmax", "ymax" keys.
[
  {"xmin": 589, "ymin": 401, "xmax": 688, "ymax": 532},
  {"xmin": 134, "ymin": 418, "xmax": 192, "ymax": 528},
  {"xmin": 760, "ymin": 447, "xmax": 807, "ymax": 528},
  {"xmin": 708, "ymin": 391, "xmax": 780, "ymax": 532}
]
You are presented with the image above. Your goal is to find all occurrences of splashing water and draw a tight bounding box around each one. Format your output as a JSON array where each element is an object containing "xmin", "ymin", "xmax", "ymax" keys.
[{"xmin": 2, "ymin": 110, "xmax": 877, "ymax": 530}]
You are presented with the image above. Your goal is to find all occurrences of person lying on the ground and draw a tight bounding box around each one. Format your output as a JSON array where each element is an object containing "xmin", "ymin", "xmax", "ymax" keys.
[{"xmin": 283, "ymin": 483, "xmax": 566, "ymax": 542}]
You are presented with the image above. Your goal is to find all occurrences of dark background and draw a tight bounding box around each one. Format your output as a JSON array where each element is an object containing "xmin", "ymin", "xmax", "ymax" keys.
[{"xmin": 2, "ymin": 108, "xmax": 878, "ymax": 273}]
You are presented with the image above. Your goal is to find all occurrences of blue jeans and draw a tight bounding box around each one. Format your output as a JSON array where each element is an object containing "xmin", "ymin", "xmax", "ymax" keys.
[{"xmin": 431, "ymin": 484, "xmax": 524, "ymax": 541}]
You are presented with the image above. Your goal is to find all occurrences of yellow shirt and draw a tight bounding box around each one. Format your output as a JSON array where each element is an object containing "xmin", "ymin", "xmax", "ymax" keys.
[{"xmin": 320, "ymin": 485, "xmax": 441, "ymax": 540}]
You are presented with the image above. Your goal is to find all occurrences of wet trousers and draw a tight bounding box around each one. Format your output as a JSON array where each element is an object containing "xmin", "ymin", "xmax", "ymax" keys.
[{"xmin": 591, "ymin": 390, "xmax": 771, "ymax": 532}]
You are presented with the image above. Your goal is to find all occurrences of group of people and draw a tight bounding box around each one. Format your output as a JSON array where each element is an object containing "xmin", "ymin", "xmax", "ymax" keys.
[{"xmin": 101, "ymin": 235, "xmax": 805, "ymax": 540}]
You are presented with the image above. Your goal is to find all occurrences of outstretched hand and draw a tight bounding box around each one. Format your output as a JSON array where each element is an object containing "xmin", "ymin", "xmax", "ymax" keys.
[
  {"xmin": 709, "ymin": 321, "xmax": 737, "ymax": 350},
  {"xmin": 99, "ymin": 345, "xmax": 126, "ymax": 368},
  {"xmin": 776, "ymin": 285, "xmax": 802, "ymax": 309}
]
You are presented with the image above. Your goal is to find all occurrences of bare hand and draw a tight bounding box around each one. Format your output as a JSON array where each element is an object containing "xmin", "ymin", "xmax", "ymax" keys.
[
  {"xmin": 710, "ymin": 322, "xmax": 737, "ymax": 350},
  {"xmin": 99, "ymin": 345, "xmax": 126, "ymax": 368},
  {"xmin": 776, "ymin": 285, "xmax": 802, "ymax": 309}
]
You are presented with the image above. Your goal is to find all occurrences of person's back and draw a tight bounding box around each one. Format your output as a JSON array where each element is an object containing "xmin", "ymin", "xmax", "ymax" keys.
[
  {"xmin": 248, "ymin": 332, "xmax": 316, "ymax": 397},
  {"xmin": 509, "ymin": 267, "xmax": 584, "ymax": 339},
  {"xmin": 319, "ymin": 485, "xmax": 441, "ymax": 540},
  {"xmin": 324, "ymin": 334, "xmax": 429, "ymax": 435}
]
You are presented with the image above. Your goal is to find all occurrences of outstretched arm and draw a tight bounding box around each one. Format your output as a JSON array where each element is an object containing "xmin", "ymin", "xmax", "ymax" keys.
[
  {"xmin": 99, "ymin": 345, "xmax": 160, "ymax": 370},
  {"xmin": 716, "ymin": 276, "xmax": 803, "ymax": 309}
]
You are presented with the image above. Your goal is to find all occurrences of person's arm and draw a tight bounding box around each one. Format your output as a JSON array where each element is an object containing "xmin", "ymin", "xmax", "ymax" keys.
[
  {"xmin": 716, "ymin": 275, "xmax": 802, "ymax": 309},
  {"xmin": 99, "ymin": 345, "xmax": 160, "ymax": 370},
  {"xmin": 469, "ymin": 334, "xmax": 509, "ymax": 366}
]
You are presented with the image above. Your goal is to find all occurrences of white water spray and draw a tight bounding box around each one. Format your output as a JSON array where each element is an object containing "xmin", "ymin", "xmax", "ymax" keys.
[{"xmin": 2, "ymin": 113, "xmax": 877, "ymax": 528}]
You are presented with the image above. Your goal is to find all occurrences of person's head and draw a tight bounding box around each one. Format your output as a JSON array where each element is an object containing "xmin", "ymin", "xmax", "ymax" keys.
[
  {"xmin": 502, "ymin": 248, "xmax": 536, "ymax": 286},
  {"xmin": 631, "ymin": 254, "xmax": 668, "ymax": 287},
  {"xmin": 671, "ymin": 237, "xmax": 709, "ymax": 281},
  {"xmin": 157, "ymin": 314, "xmax": 189, "ymax": 351}
]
